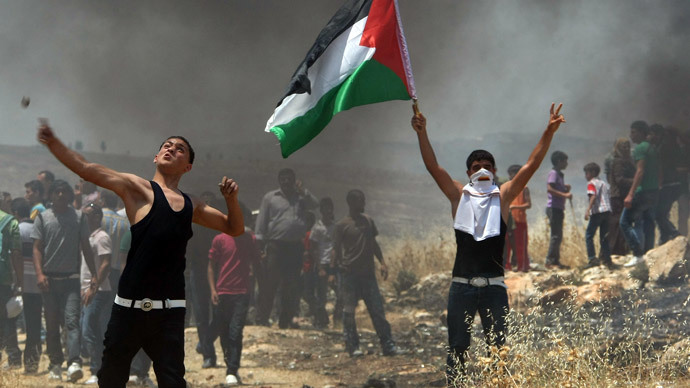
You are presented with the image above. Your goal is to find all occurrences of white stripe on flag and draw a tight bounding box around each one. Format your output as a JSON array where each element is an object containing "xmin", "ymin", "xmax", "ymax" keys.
[{"xmin": 265, "ymin": 17, "xmax": 374, "ymax": 131}]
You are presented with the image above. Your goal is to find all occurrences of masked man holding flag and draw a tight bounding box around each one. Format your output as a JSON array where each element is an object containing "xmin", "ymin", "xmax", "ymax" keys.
[{"xmin": 411, "ymin": 103, "xmax": 565, "ymax": 385}]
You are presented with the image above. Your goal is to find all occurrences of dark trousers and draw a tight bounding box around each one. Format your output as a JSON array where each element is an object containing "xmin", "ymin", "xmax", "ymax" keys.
[
  {"xmin": 620, "ymin": 190, "xmax": 657, "ymax": 257},
  {"xmin": 332, "ymin": 273, "xmax": 343, "ymax": 325},
  {"xmin": 608, "ymin": 197, "xmax": 629, "ymax": 256},
  {"xmin": 314, "ymin": 271, "xmax": 330, "ymax": 327},
  {"xmin": 341, "ymin": 271, "xmax": 394, "ymax": 353},
  {"xmin": 42, "ymin": 277, "xmax": 82, "ymax": 367},
  {"xmin": 189, "ymin": 257, "xmax": 216, "ymax": 361},
  {"xmin": 586, "ymin": 212, "xmax": 611, "ymax": 263},
  {"xmin": 446, "ymin": 282, "xmax": 509, "ymax": 383},
  {"xmin": 0, "ymin": 286, "xmax": 21, "ymax": 366},
  {"xmin": 302, "ymin": 269, "xmax": 318, "ymax": 318},
  {"xmin": 23, "ymin": 292, "xmax": 43, "ymax": 371},
  {"xmin": 212, "ymin": 294, "xmax": 249, "ymax": 376},
  {"xmin": 656, "ymin": 184, "xmax": 682, "ymax": 244},
  {"xmin": 98, "ymin": 305, "xmax": 186, "ymax": 388},
  {"xmin": 546, "ymin": 207, "xmax": 564, "ymax": 265},
  {"xmin": 257, "ymin": 241, "xmax": 304, "ymax": 328}
]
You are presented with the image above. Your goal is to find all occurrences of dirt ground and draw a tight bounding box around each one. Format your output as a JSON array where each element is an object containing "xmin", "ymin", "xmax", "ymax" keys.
[{"xmin": 0, "ymin": 306, "xmax": 448, "ymax": 388}]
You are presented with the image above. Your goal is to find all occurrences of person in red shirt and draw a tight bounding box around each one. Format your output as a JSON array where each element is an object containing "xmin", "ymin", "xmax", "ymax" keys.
[{"xmin": 208, "ymin": 203, "xmax": 260, "ymax": 386}]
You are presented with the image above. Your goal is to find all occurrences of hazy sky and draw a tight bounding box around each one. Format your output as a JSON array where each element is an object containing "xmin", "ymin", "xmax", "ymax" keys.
[{"xmin": 1, "ymin": 0, "xmax": 688, "ymax": 166}]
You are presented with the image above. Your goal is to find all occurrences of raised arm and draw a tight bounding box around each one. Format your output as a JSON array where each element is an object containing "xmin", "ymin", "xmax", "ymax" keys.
[
  {"xmin": 192, "ymin": 176, "xmax": 244, "ymax": 237},
  {"xmin": 411, "ymin": 113, "xmax": 462, "ymax": 213},
  {"xmin": 37, "ymin": 122, "xmax": 149, "ymax": 207},
  {"xmin": 501, "ymin": 103, "xmax": 566, "ymax": 209}
]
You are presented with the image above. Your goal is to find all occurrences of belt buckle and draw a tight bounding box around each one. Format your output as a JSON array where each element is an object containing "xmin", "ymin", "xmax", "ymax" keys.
[
  {"xmin": 469, "ymin": 277, "xmax": 488, "ymax": 287},
  {"xmin": 140, "ymin": 298, "xmax": 154, "ymax": 312}
]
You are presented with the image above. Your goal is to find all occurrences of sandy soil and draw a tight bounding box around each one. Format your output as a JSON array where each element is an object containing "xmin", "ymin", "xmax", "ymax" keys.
[{"xmin": 0, "ymin": 307, "xmax": 447, "ymax": 388}]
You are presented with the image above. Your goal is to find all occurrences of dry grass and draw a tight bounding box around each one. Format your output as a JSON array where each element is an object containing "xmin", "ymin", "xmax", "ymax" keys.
[{"xmin": 382, "ymin": 214, "xmax": 690, "ymax": 387}]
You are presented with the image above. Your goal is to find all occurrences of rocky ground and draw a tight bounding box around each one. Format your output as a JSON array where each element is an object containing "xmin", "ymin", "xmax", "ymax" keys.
[{"xmin": 3, "ymin": 237, "xmax": 690, "ymax": 387}]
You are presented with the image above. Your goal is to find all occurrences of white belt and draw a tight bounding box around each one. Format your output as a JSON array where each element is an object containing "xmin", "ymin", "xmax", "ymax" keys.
[
  {"xmin": 452, "ymin": 276, "xmax": 507, "ymax": 289},
  {"xmin": 114, "ymin": 295, "xmax": 186, "ymax": 312}
]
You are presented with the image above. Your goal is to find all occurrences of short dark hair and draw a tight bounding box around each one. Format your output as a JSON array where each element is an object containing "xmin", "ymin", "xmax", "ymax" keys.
[
  {"xmin": 278, "ymin": 168, "xmax": 295, "ymax": 179},
  {"xmin": 38, "ymin": 170, "xmax": 55, "ymax": 182},
  {"xmin": 100, "ymin": 190, "xmax": 118, "ymax": 209},
  {"xmin": 24, "ymin": 180, "xmax": 44, "ymax": 197},
  {"xmin": 48, "ymin": 179, "xmax": 75, "ymax": 203},
  {"xmin": 649, "ymin": 123, "xmax": 664, "ymax": 135},
  {"xmin": 11, "ymin": 198, "xmax": 30, "ymax": 219},
  {"xmin": 346, "ymin": 189, "xmax": 365, "ymax": 207},
  {"xmin": 630, "ymin": 120, "xmax": 649, "ymax": 135},
  {"xmin": 85, "ymin": 202, "xmax": 103, "ymax": 222},
  {"xmin": 466, "ymin": 150, "xmax": 495, "ymax": 170},
  {"xmin": 583, "ymin": 162, "xmax": 600, "ymax": 177},
  {"xmin": 160, "ymin": 136, "xmax": 195, "ymax": 164},
  {"xmin": 507, "ymin": 164, "xmax": 522, "ymax": 176},
  {"xmin": 551, "ymin": 150, "xmax": 568, "ymax": 166},
  {"xmin": 320, "ymin": 197, "xmax": 333, "ymax": 208}
]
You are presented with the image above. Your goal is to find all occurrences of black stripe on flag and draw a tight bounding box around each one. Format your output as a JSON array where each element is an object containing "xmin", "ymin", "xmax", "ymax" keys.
[{"xmin": 276, "ymin": 0, "xmax": 372, "ymax": 107}]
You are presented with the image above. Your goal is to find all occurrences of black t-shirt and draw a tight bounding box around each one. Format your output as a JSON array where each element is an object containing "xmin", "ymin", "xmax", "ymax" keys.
[{"xmin": 118, "ymin": 181, "xmax": 193, "ymax": 300}]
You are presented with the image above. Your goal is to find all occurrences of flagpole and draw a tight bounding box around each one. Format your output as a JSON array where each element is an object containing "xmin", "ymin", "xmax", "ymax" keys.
[{"xmin": 412, "ymin": 99, "xmax": 420, "ymax": 117}]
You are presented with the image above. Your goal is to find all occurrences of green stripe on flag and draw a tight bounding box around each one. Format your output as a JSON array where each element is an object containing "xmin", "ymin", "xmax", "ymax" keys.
[{"xmin": 270, "ymin": 58, "xmax": 410, "ymax": 158}]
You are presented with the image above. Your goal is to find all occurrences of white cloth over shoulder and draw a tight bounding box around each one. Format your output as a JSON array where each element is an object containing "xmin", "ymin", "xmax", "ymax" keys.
[{"xmin": 453, "ymin": 169, "xmax": 502, "ymax": 241}]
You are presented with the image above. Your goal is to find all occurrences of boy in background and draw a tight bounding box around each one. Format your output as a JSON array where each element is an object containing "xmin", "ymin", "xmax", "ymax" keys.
[
  {"xmin": 505, "ymin": 165, "xmax": 531, "ymax": 272},
  {"xmin": 208, "ymin": 202, "xmax": 260, "ymax": 386},
  {"xmin": 583, "ymin": 163, "xmax": 614, "ymax": 269},
  {"xmin": 546, "ymin": 151, "xmax": 572, "ymax": 268}
]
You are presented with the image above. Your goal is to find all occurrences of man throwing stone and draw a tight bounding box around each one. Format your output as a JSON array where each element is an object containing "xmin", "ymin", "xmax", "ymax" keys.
[{"xmin": 37, "ymin": 122, "xmax": 244, "ymax": 388}]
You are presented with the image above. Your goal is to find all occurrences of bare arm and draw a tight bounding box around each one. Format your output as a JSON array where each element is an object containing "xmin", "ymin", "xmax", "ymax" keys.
[
  {"xmin": 37, "ymin": 123, "xmax": 148, "ymax": 203},
  {"xmin": 585, "ymin": 194, "xmax": 596, "ymax": 220},
  {"xmin": 208, "ymin": 259, "xmax": 219, "ymax": 305},
  {"xmin": 192, "ymin": 176, "xmax": 244, "ymax": 237},
  {"xmin": 373, "ymin": 238, "xmax": 388, "ymax": 281},
  {"xmin": 11, "ymin": 249, "xmax": 23, "ymax": 291},
  {"xmin": 411, "ymin": 113, "xmax": 462, "ymax": 215},
  {"xmin": 510, "ymin": 188, "xmax": 532, "ymax": 210},
  {"xmin": 547, "ymin": 184, "xmax": 573, "ymax": 199},
  {"xmin": 95, "ymin": 254, "xmax": 111, "ymax": 289},
  {"xmin": 624, "ymin": 159, "xmax": 645, "ymax": 208},
  {"xmin": 501, "ymin": 103, "xmax": 566, "ymax": 215},
  {"xmin": 33, "ymin": 239, "xmax": 48, "ymax": 292}
]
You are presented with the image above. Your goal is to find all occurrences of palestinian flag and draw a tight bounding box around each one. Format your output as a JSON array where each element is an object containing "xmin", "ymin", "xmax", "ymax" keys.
[{"xmin": 265, "ymin": 0, "xmax": 416, "ymax": 158}]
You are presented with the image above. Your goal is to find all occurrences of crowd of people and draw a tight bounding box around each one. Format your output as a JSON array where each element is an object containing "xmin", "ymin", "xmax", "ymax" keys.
[
  {"xmin": 503, "ymin": 120, "xmax": 689, "ymax": 273},
  {"xmin": 0, "ymin": 114, "xmax": 688, "ymax": 387},
  {"xmin": 0, "ymin": 161, "xmax": 399, "ymax": 386}
]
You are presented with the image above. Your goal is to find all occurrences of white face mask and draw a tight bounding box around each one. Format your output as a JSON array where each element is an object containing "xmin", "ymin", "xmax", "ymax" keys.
[{"xmin": 469, "ymin": 168, "xmax": 495, "ymax": 189}]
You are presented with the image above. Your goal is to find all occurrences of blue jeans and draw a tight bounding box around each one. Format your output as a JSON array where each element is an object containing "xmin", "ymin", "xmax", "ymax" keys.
[
  {"xmin": 620, "ymin": 190, "xmax": 657, "ymax": 257},
  {"xmin": 446, "ymin": 282, "xmax": 509, "ymax": 382},
  {"xmin": 42, "ymin": 277, "xmax": 82, "ymax": 367},
  {"xmin": 586, "ymin": 212, "xmax": 611, "ymax": 263},
  {"xmin": 341, "ymin": 271, "xmax": 394, "ymax": 353},
  {"xmin": 212, "ymin": 293, "xmax": 249, "ymax": 375},
  {"xmin": 81, "ymin": 291, "xmax": 113, "ymax": 374}
]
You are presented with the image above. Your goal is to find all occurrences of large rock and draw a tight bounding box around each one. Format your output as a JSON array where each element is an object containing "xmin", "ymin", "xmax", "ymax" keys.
[
  {"xmin": 505, "ymin": 272, "xmax": 539, "ymax": 310},
  {"xmin": 646, "ymin": 236, "xmax": 690, "ymax": 284}
]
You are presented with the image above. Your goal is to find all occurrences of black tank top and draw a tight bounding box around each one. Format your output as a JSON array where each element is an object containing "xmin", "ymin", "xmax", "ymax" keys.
[
  {"xmin": 452, "ymin": 218, "xmax": 507, "ymax": 278},
  {"xmin": 118, "ymin": 181, "xmax": 193, "ymax": 300}
]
